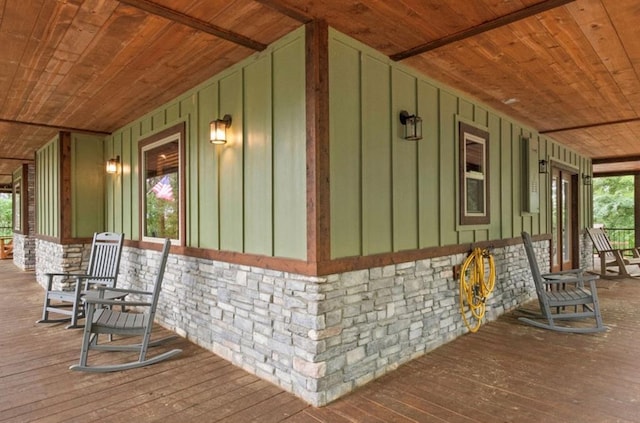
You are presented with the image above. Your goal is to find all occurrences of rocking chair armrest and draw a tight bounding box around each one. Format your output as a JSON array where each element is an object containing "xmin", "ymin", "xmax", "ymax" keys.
[
  {"xmin": 44, "ymin": 273, "xmax": 116, "ymax": 283},
  {"xmin": 83, "ymin": 297, "xmax": 152, "ymax": 307},
  {"xmin": 542, "ymin": 268, "xmax": 584, "ymax": 276},
  {"xmin": 541, "ymin": 277, "xmax": 581, "ymax": 285},
  {"xmin": 615, "ymin": 247, "xmax": 636, "ymax": 253},
  {"xmin": 596, "ymin": 248, "xmax": 631, "ymax": 255},
  {"xmin": 44, "ymin": 272, "xmax": 91, "ymax": 290},
  {"xmin": 96, "ymin": 286, "xmax": 153, "ymax": 296},
  {"xmin": 540, "ymin": 272, "xmax": 598, "ymax": 286}
]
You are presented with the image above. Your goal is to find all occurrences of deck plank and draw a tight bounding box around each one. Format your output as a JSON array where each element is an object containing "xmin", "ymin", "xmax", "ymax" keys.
[{"xmin": 1, "ymin": 261, "xmax": 640, "ymax": 422}]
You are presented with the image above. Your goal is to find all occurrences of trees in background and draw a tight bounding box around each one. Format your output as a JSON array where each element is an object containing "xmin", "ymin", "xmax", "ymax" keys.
[
  {"xmin": 0, "ymin": 193, "xmax": 11, "ymax": 235},
  {"xmin": 593, "ymin": 176, "xmax": 634, "ymax": 228},
  {"xmin": 592, "ymin": 175, "xmax": 635, "ymax": 247}
]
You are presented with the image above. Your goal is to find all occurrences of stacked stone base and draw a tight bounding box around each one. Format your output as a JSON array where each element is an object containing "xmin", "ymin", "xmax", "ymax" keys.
[
  {"xmin": 35, "ymin": 239, "xmax": 92, "ymax": 290},
  {"xmin": 33, "ymin": 238, "xmax": 545, "ymax": 405},
  {"xmin": 12, "ymin": 233, "xmax": 36, "ymax": 270},
  {"xmin": 101, "ymin": 241, "xmax": 542, "ymax": 406}
]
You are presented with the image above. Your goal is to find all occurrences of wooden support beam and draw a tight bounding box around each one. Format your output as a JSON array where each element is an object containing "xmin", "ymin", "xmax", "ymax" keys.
[
  {"xmin": 0, "ymin": 118, "xmax": 110, "ymax": 136},
  {"xmin": 253, "ymin": 0, "xmax": 312, "ymax": 23},
  {"xmin": 391, "ymin": 0, "xmax": 576, "ymax": 61},
  {"xmin": 635, "ymin": 175, "xmax": 640, "ymax": 248},
  {"xmin": 117, "ymin": 0, "xmax": 267, "ymax": 51},
  {"xmin": 541, "ymin": 116, "xmax": 640, "ymax": 134},
  {"xmin": 592, "ymin": 155, "xmax": 640, "ymax": 165},
  {"xmin": 0, "ymin": 156, "xmax": 34, "ymax": 162},
  {"xmin": 305, "ymin": 20, "xmax": 330, "ymax": 270}
]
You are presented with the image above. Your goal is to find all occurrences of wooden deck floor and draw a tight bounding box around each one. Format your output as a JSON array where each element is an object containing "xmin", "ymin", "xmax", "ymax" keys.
[{"xmin": 1, "ymin": 259, "xmax": 639, "ymax": 422}]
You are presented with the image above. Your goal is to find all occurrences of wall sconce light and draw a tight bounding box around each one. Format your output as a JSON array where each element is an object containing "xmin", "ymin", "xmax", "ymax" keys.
[
  {"xmin": 210, "ymin": 114, "xmax": 232, "ymax": 145},
  {"xmin": 583, "ymin": 174, "xmax": 592, "ymax": 186},
  {"xmin": 106, "ymin": 156, "xmax": 120, "ymax": 174},
  {"xmin": 538, "ymin": 159, "xmax": 548, "ymax": 174},
  {"xmin": 399, "ymin": 111, "xmax": 422, "ymax": 141}
]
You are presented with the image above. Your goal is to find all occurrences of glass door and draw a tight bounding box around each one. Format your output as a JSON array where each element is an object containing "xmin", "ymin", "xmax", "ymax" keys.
[{"xmin": 551, "ymin": 167, "xmax": 577, "ymax": 272}]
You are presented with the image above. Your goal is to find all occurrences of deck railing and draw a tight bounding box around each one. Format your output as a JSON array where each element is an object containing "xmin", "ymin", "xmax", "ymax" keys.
[{"xmin": 600, "ymin": 227, "xmax": 637, "ymax": 250}]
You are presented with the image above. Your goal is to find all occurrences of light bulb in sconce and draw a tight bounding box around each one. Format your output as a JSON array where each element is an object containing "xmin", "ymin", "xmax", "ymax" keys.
[
  {"xmin": 210, "ymin": 114, "xmax": 232, "ymax": 144},
  {"xmin": 106, "ymin": 156, "xmax": 120, "ymax": 174}
]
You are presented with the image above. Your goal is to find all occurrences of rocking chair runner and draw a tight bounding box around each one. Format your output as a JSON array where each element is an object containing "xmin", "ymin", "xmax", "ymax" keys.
[
  {"xmin": 586, "ymin": 227, "xmax": 640, "ymax": 278},
  {"xmin": 519, "ymin": 232, "xmax": 605, "ymax": 333},
  {"xmin": 70, "ymin": 238, "xmax": 182, "ymax": 372},
  {"xmin": 37, "ymin": 232, "xmax": 124, "ymax": 328}
]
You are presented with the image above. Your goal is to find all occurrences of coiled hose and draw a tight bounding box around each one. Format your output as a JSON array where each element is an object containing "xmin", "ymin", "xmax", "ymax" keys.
[{"xmin": 459, "ymin": 247, "xmax": 496, "ymax": 333}]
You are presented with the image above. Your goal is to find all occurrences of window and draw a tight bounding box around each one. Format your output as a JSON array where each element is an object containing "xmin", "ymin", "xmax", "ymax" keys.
[
  {"xmin": 12, "ymin": 166, "xmax": 26, "ymax": 234},
  {"xmin": 13, "ymin": 181, "xmax": 21, "ymax": 232},
  {"xmin": 139, "ymin": 123, "xmax": 185, "ymax": 244},
  {"xmin": 459, "ymin": 122, "xmax": 490, "ymax": 225}
]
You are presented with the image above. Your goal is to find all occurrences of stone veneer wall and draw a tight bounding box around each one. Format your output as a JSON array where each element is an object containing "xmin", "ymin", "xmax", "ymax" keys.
[
  {"xmin": 35, "ymin": 239, "xmax": 92, "ymax": 289},
  {"xmin": 12, "ymin": 233, "xmax": 36, "ymax": 270},
  {"xmin": 112, "ymin": 240, "xmax": 545, "ymax": 406},
  {"xmin": 580, "ymin": 230, "xmax": 595, "ymax": 271}
]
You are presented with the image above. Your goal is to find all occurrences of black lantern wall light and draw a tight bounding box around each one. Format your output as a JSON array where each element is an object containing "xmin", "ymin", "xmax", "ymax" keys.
[
  {"xmin": 538, "ymin": 159, "xmax": 549, "ymax": 174},
  {"xmin": 399, "ymin": 110, "xmax": 422, "ymax": 141}
]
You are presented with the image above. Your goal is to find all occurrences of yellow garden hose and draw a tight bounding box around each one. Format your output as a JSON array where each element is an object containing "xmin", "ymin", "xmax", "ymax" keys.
[{"xmin": 459, "ymin": 248, "xmax": 496, "ymax": 333}]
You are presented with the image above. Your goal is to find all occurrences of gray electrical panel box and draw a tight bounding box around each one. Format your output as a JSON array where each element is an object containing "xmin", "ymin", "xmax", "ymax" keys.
[{"xmin": 522, "ymin": 137, "xmax": 540, "ymax": 213}]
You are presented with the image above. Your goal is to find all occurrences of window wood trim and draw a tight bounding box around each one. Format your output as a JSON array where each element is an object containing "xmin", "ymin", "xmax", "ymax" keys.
[
  {"xmin": 138, "ymin": 122, "xmax": 186, "ymax": 246},
  {"xmin": 459, "ymin": 121, "xmax": 490, "ymax": 225}
]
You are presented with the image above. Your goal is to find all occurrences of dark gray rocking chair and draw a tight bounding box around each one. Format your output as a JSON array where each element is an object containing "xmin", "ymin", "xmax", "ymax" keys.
[
  {"xmin": 70, "ymin": 239, "xmax": 182, "ymax": 372},
  {"xmin": 520, "ymin": 232, "xmax": 606, "ymax": 333},
  {"xmin": 37, "ymin": 232, "xmax": 124, "ymax": 328}
]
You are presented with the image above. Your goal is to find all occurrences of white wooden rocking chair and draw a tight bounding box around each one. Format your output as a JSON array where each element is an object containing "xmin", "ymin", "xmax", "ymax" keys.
[
  {"xmin": 519, "ymin": 232, "xmax": 606, "ymax": 333},
  {"xmin": 37, "ymin": 232, "xmax": 124, "ymax": 328},
  {"xmin": 70, "ymin": 239, "xmax": 182, "ymax": 372}
]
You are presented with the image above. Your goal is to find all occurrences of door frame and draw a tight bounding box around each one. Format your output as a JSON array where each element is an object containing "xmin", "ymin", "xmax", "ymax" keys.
[{"xmin": 549, "ymin": 163, "xmax": 580, "ymax": 272}]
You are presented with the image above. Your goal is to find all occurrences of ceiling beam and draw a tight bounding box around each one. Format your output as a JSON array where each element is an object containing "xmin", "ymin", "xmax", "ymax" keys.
[
  {"xmin": 592, "ymin": 155, "xmax": 640, "ymax": 165},
  {"xmin": 593, "ymin": 170, "xmax": 640, "ymax": 177},
  {"xmin": 390, "ymin": 0, "xmax": 576, "ymax": 61},
  {"xmin": 117, "ymin": 0, "xmax": 267, "ymax": 51},
  {"xmin": 0, "ymin": 156, "xmax": 34, "ymax": 162},
  {"xmin": 540, "ymin": 116, "xmax": 640, "ymax": 134},
  {"xmin": 0, "ymin": 118, "xmax": 110, "ymax": 136},
  {"xmin": 253, "ymin": 0, "xmax": 312, "ymax": 23}
]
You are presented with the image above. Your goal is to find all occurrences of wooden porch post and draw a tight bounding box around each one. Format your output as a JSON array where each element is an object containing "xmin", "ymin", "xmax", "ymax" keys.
[
  {"xmin": 305, "ymin": 20, "xmax": 330, "ymax": 273},
  {"xmin": 635, "ymin": 174, "xmax": 640, "ymax": 248}
]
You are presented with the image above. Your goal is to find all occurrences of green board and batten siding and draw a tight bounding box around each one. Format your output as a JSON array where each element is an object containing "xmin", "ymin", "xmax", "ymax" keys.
[
  {"xmin": 104, "ymin": 28, "xmax": 307, "ymax": 260},
  {"xmin": 71, "ymin": 134, "xmax": 105, "ymax": 237},
  {"xmin": 36, "ymin": 136, "xmax": 59, "ymax": 238},
  {"xmin": 328, "ymin": 29, "xmax": 592, "ymax": 259},
  {"xmin": 34, "ymin": 26, "xmax": 591, "ymax": 263},
  {"xmin": 272, "ymin": 39, "xmax": 307, "ymax": 259},
  {"xmin": 36, "ymin": 133, "xmax": 104, "ymax": 239}
]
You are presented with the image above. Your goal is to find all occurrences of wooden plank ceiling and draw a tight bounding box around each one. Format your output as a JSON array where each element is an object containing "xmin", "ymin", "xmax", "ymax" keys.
[{"xmin": 0, "ymin": 0, "xmax": 639, "ymax": 186}]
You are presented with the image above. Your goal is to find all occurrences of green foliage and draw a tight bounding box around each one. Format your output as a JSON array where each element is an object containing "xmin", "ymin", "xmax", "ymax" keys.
[
  {"xmin": 0, "ymin": 193, "xmax": 12, "ymax": 235},
  {"xmin": 593, "ymin": 176, "xmax": 634, "ymax": 228},
  {"xmin": 593, "ymin": 176, "xmax": 635, "ymax": 247}
]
